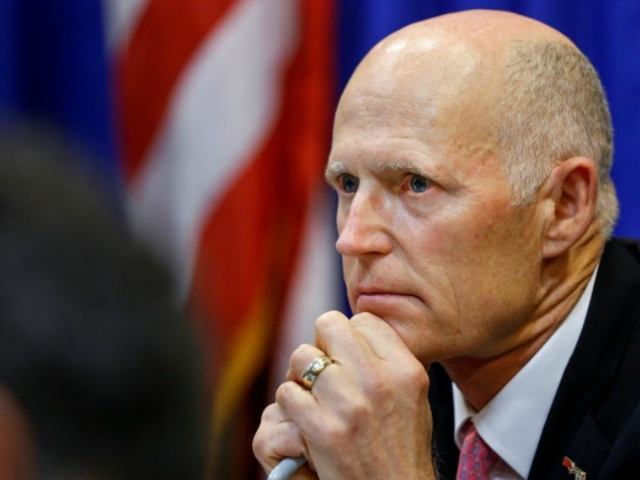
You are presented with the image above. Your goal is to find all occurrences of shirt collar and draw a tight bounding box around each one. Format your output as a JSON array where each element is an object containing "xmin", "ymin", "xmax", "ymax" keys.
[{"xmin": 452, "ymin": 266, "xmax": 598, "ymax": 478}]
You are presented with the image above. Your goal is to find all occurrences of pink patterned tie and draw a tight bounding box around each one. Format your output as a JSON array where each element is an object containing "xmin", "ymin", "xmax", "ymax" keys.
[{"xmin": 456, "ymin": 421, "xmax": 499, "ymax": 480}]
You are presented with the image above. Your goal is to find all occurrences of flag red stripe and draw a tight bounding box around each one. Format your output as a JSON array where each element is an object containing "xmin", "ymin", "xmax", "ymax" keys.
[
  {"xmin": 189, "ymin": 106, "xmax": 298, "ymax": 371},
  {"xmin": 189, "ymin": 0, "xmax": 335, "ymax": 376},
  {"xmin": 195, "ymin": 5, "xmax": 335, "ymax": 474},
  {"xmin": 116, "ymin": 0, "xmax": 236, "ymax": 182}
]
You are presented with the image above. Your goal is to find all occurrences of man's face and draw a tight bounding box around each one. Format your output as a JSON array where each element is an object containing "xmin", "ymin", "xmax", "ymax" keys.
[{"xmin": 326, "ymin": 54, "xmax": 547, "ymax": 365}]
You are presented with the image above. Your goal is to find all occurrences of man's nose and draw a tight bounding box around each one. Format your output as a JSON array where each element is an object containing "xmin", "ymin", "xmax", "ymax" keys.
[{"xmin": 335, "ymin": 192, "xmax": 391, "ymax": 257}]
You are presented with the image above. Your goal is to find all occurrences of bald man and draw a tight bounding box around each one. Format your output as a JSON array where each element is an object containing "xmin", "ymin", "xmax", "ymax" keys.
[{"xmin": 254, "ymin": 10, "xmax": 640, "ymax": 480}]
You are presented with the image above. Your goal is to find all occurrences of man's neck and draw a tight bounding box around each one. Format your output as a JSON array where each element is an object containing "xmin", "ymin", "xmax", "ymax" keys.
[{"xmin": 440, "ymin": 233, "xmax": 604, "ymax": 411}]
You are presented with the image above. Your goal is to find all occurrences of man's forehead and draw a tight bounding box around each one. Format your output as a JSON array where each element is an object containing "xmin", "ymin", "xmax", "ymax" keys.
[
  {"xmin": 348, "ymin": 36, "xmax": 483, "ymax": 98},
  {"xmin": 335, "ymin": 39, "xmax": 489, "ymax": 148}
]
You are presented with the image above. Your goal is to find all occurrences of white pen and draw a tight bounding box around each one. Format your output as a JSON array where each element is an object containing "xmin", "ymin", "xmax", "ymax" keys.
[{"xmin": 267, "ymin": 457, "xmax": 307, "ymax": 480}]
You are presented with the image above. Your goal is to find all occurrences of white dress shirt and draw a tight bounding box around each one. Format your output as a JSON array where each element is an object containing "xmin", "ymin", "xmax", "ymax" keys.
[{"xmin": 452, "ymin": 268, "xmax": 598, "ymax": 479}]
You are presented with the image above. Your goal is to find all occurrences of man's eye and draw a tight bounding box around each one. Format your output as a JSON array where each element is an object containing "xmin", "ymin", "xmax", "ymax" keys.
[
  {"xmin": 408, "ymin": 174, "xmax": 430, "ymax": 192},
  {"xmin": 338, "ymin": 174, "xmax": 359, "ymax": 193}
]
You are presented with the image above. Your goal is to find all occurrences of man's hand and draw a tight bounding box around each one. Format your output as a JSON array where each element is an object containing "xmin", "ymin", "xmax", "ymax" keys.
[{"xmin": 253, "ymin": 310, "xmax": 436, "ymax": 480}]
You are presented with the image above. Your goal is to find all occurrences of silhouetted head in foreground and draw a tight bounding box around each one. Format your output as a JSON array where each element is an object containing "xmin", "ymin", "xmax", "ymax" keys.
[{"xmin": 0, "ymin": 124, "xmax": 206, "ymax": 479}]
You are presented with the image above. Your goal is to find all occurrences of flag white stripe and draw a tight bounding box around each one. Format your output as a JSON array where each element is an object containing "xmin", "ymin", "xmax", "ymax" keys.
[
  {"xmin": 126, "ymin": 0, "xmax": 299, "ymax": 298},
  {"xmin": 272, "ymin": 189, "xmax": 342, "ymax": 381},
  {"xmin": 103, "ymin": 0, "xmax": 150, "ymax": 54}
]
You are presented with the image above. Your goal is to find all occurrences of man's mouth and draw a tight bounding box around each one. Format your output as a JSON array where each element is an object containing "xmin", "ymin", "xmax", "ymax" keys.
[{"xmin": 354, "ymin": 289, "xmax": 420, "ymax": 314}]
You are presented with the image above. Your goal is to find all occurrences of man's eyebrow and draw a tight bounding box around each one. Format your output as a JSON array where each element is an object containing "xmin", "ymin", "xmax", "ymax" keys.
[
  {"xmin": 379, "ymin": 161, "xmax": 430, "ymax": 177},
  {"xmin": 375, "ymin": 161, "xmax": 448, "ymax": 184},
  {"xmin": 325, "ymin": 160, "xmax": 348, "ymax": 180},
  {"xmin": 325, "ymin": 159, "xmax": 449, "ymax": 184}
]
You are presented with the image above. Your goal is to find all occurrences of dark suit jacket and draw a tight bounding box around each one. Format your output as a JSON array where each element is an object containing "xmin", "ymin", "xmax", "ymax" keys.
[{"xmin": 429, "ymin": 238, "xmax": 640, "ymax": 479}]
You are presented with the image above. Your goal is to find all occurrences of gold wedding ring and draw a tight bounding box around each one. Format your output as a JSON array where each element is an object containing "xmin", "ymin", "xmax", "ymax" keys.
[{"xmin": 300, "ymin": 354, "xmax": 333, "ymax": 391}]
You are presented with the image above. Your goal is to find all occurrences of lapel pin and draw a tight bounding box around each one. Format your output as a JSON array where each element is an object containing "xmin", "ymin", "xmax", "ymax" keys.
[{"xmin": 562, "ymin": 456, "xmax": 586, "ymax": 479}]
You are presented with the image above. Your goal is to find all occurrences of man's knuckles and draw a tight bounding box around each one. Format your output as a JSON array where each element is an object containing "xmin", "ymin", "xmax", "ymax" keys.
[{"xmin": 314, "ymin": 311, "xmax": 350, "ymax": 341}]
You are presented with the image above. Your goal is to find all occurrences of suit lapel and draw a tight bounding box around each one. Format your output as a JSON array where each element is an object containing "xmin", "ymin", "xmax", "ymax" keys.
[
  {"xmin": 529, "ymin": 240, "xmax": 640, "ymax": 479},
  {"xmin": 429, "ymin": 362, "xmax": 458, "ymax": 480}
]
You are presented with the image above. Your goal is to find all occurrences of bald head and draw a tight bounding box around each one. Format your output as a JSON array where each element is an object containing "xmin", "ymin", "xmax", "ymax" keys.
[
  {"xmin": 367, "ymin": 9, "xmax": 574, "ymax": 60},
  {"xmin": 400, "ymin": 9, "xmax": 571, "ymax": 44},
  {"xmin": 335, "ymin": 9, "xmax": 617, "ymax": 236},
  {"xmin": 342, "ymin": 10, "xmax": 574, "ymax": 114}
]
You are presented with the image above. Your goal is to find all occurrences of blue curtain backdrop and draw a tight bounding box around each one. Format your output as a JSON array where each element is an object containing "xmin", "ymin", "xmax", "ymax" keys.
[
  {"xmin": 0, "ymin": 0, "xmax": 120, "ymax": 184},
  {"xmin": 0, "ymin": 0, "xmax": 638, "ymax": 234}
]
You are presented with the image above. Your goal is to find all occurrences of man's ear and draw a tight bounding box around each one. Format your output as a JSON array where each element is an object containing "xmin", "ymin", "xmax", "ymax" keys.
[{"xmin": 540, "ymin": 157, "xmax": 598, "ymax": 259}]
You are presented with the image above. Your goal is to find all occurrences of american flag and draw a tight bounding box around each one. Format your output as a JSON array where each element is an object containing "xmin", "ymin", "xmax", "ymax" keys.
[{"xmin": 107, "ymin": 0, "xmax": 338, "ymax": 477}]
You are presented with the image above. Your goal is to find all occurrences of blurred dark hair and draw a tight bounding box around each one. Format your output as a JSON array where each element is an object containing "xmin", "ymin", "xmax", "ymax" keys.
[{"xmin": 0, "ymin": 123, "xmax": 206, "ymax": 479}]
